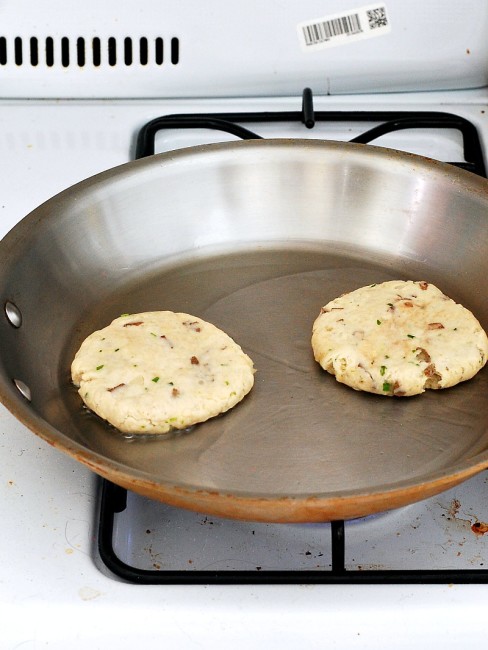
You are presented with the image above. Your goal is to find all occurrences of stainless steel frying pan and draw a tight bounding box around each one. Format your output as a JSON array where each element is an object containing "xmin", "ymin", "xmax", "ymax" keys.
[{"xmin": 2, "ymin": 139, "xmax": 488, "ymax": 522}]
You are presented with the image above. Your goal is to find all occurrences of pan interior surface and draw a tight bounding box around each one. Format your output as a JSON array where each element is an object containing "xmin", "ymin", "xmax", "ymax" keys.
[
  {"xmin": 2, "ymin": 140, "xmax": 488, "ymax": 520},
  {"xmin": 59, "ymin": 245, "xmax": 488, "ymax": 498}
]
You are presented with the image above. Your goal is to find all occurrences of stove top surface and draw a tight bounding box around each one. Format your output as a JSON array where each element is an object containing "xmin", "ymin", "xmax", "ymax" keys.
[{"xmin": 2, "ymin": 89, "xmax": 488, "ymax": 648}]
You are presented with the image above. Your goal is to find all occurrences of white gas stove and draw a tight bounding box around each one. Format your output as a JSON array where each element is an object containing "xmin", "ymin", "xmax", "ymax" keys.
[{"xmin": 3, "ymin": 1, "xmax": 488, "ymax": 648}]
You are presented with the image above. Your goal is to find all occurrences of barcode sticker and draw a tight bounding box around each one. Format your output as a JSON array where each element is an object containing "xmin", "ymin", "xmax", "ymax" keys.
[{"xmin": 298, "ymin": 4, "xmax": 390, "ymax": 51}]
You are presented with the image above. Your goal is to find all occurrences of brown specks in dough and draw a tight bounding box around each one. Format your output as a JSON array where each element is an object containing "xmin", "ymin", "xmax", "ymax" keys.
[{"xmin": 107, "ymin": 383, "xmax": 125, "ymax": 392}]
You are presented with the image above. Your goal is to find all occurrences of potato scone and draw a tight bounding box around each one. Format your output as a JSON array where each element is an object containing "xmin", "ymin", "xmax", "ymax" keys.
[
  {"xmin": 311, "ymin": 280, "xmax": 488, "ymax": 397},
  {"xmin": 71, "ymin": 311, "xmax": 255, "ymax": 433}
]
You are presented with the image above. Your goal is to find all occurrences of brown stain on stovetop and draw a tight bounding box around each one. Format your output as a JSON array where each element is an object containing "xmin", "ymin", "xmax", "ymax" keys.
[
  {"xmin": 445, "ymin": 498, "xmax": 488, "ymax": 536},
  {"xmin": 448, "ymin": 498, "xmax": 461, "ymax": 517},
  {"xmin": 471, "ymin": 521, "xmax": 488, "ymax": 536}
]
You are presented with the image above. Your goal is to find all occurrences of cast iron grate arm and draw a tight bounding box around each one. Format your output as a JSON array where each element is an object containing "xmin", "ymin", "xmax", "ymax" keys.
[{"xmin": 134, "ymin": 87, "xmax": 486, "ymax": 178}]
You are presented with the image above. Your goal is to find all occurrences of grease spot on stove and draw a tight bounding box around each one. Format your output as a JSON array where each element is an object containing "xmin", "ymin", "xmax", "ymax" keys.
[
  {"xmin": 78, "ymin": 586, "xmax": 101, "ymax": 601},
  {"xmin": 440, "ymin": 498, "xmax": 488, "ymax": 538},
  {"xmin": 448, "ymin": 498, "xmax": 461, "ymax": 517},
  {"xmin": 471, "ymin": 521, "xmax": 488, "ymax": 535}
]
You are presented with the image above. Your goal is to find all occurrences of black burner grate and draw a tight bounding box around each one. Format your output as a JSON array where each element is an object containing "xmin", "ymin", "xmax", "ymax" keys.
[
  {"xmin": 98, "ymin": 480, "xmax": 488, "ymax": 585},
  {"xmin": 98, "ymin": 89, "xmax": 488, "ymax": 584},
  {"xmin": 134, "ymin": 86, "xmax": 486, "ymax": 177}
]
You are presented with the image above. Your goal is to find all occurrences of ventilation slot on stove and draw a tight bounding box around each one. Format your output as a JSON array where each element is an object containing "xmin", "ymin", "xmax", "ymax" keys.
[{"xmin": 0, "ymin": 36, "xmax": 180, "ymax": 67}]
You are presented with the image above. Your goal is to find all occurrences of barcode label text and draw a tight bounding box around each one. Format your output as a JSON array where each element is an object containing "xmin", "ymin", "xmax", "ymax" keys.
[{"xmin": 298, "ymin": 4, "xmax": 390, "ymax": 51}]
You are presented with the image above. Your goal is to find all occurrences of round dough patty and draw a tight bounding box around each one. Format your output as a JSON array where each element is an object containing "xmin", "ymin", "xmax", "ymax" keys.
[
  {"xmin": 71, "ymin": 311, "xmax": 255, "ymax": 433},
  {"xmin": 311, "ymin": 280, "xmax": 488, "ymax": 397}
]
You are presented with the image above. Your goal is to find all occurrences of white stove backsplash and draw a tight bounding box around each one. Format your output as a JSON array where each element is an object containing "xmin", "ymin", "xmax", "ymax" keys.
[{"xmin": 1, "ymin": 0, "xmax": 488, "ymax": 98}]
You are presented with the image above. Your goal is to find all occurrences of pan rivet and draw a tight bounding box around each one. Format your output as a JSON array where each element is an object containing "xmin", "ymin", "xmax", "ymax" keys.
[
  {"xmin": 13, "ymin": 379, "xmax": 31, "ymax": 402},
  {"xmin": 5, "ymin": 301, "xmax": 22, "ymax": 328}
]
